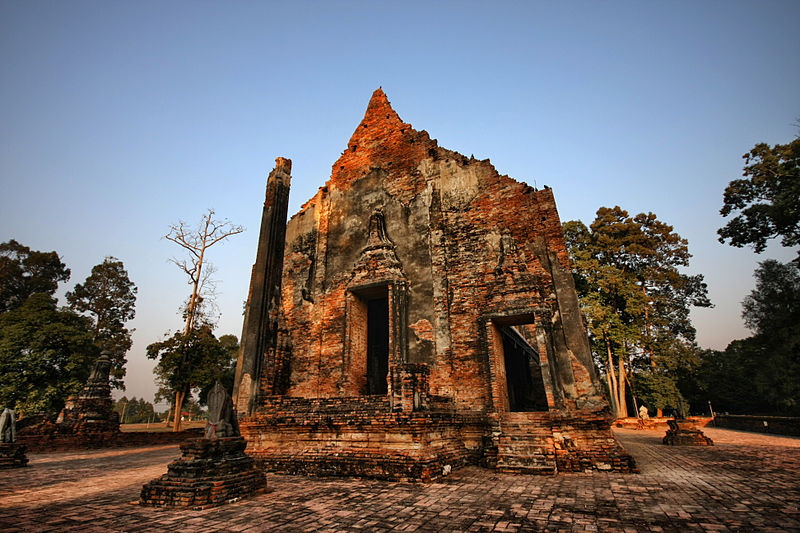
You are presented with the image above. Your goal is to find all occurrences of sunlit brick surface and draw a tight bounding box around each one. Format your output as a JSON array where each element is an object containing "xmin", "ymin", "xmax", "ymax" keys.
[
  {"xmin": 1, "ymin": 427, "xmax": 798, "ymax": 531},
  {"xmin": 237, "ymin": 89, "xmax": 633, "ymax": 477}
]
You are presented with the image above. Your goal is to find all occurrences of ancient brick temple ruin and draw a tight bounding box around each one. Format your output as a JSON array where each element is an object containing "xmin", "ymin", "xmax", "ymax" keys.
[
  {"xmin": 233, "ymin": 89, "xmax": 635, "ymax": 481},
  {"xmin": 140, "ymin": 383, "xmax": 266, "ymax": 508},
  {"xmin": 56, "ymin": 352, "xmax": 120, "ymax": 434},
  {"xmin": 18, "ymin": 352, "xmax": 119, "ymax": 444}
]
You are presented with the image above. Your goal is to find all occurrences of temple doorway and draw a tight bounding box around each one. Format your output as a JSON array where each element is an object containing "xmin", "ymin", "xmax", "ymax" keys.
[
  {"xmin": 366, "ymin": 296, "xmax": 389, "ymax": 395},
  {"xmin": 501, "ymin": 326, "xmax": 548, "ymax": 411}
]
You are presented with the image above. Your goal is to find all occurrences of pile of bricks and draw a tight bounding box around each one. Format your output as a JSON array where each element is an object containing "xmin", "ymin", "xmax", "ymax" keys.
[{"xmin": 139, "ymin": 436, "xmax": 266, "ymax": 509}]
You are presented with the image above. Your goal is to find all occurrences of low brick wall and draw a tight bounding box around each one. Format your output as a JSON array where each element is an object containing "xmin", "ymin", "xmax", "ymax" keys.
[
  {"xmin": 613, "ymin": 416, "xmax": 713, "ymax": 430},
  {"xmin": 241, "ymin": 396, "xmax": 636, "ymax": 480},
  {"xmin": 551, "ymin": 411, "xmax": 638, "ymax": 473},
  {"xmin": 18, "ymin": 428, "xmax": 203, "ymax": 454},
  {"xmin": 714, "ymin": 415, "xmax": 800, "ymax": 437},
  {"xmin": 241, "ymin": 396, "xmax": 482, "ymax": 482}
]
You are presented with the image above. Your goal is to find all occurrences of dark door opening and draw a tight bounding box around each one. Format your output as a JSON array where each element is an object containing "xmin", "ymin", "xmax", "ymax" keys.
[
  {"xmin": 366, "ymin": 297, "xmax": 389, "ymax": 395},
  {"xmin": 501, "ymin": 326, "xmax": 548, "ymax": 411}
]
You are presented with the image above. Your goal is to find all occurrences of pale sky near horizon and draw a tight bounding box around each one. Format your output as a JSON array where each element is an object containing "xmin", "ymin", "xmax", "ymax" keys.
[{"xmin": 1, "ymin": 1, "xmax": 798, "ymax": 407}]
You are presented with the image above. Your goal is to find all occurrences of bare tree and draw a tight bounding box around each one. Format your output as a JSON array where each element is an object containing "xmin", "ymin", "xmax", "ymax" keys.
[{"xmin": 162, "ymin": 209, "xmax": 243, "ymax": 431}]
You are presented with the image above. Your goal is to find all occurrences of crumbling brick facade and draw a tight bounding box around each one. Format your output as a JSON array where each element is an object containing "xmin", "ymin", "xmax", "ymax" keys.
[{"xmin": 234, "ymin": 89, "xmax": 635, "ymax": 480}]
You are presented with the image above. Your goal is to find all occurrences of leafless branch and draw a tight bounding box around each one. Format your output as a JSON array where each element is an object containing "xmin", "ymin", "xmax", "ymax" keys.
[{"xmin": 163, "ymin": 208, "xmax": 244, "ymax": 337}]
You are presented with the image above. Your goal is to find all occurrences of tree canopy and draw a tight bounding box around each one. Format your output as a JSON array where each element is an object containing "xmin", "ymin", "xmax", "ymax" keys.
[
  {"xmin": 196, "ymin": 333, "xmax": 239, "ymax": 405},
  {"xmin": 153, "ymin": 209, "xmax": 243, "ymax": 431},
  {"xmin": 67, "ymin": 257, "xmax": 137, "ymax": 389},
  {"xmin": 564, "ymin": 206, "xmax": 711, "ymax": 416},
  {"xmin": 0, "ymin": 293, "xmax": 97, "ymax": 415},
  {"xmin": 0, "ymin": 241, "xmax": 138, "ymax": 417},
  {"xmin": 742, "ymin": 259, "xmax": 800, "ymax": 335},
  {"xmin": 718, "ymin": 137, "xmax": 800, "ymax": 259},
  {"xmin": 0, "ymin": 239, "xmax": 70, "ymax": 313},
  {"xmin": 113, "ymin": 396, "xmax": 158, "ymax": 424},
  {"xmin": 685, "ymin": 260, "xmax": 799, "ymax": 415},
  {"xmin": 147, "ymin": 326, "xmax": 235, "ymax": 419},
  {"xmin": 706, "ymin": 131, "xmax": 800, "ymax": 414},
  {"xmin": 739, "ymin": 260, "xmax": 799, "ymax": 412}
]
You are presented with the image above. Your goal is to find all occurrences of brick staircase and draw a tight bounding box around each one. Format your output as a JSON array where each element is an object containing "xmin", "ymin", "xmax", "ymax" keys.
[{"xmin": 495, "ymin": 412, "xmax": 557, "ymax": 474}]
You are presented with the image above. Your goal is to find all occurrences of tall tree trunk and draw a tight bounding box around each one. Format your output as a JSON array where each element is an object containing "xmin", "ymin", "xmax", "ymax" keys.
[
  {"xmin": 182, "ymin": 217, "xmax": 210, "ymax": 337},
  {"xmin": 626, "ymin": 370, "xmax": 640, "ymax": 418},
  {"xmin": 163, "ymin": 402, "xmax": 172, "ymax": 427},
  {"xmin": 642, "ymin": 285, "xmax": 656, "ymax": 368},
  {"xmin": 617, "ymin": 351, "xmax": 628, "ymax": 417},
  {"xmin": 172, "ymin": 388, "xmax": 187, "ymax": 432},
  {"xmin": 174, "ymin": 220, "xmax": 208, "ymax": 433},
  {"xmin": 603, "ymin": 328, "xmax": 619, "ymax": 416}
]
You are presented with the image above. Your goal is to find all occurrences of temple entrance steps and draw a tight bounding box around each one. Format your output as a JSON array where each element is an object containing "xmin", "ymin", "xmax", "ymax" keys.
[{"xmin": 495, "ymin": 412, "xmax": 557, "ymax": 474}]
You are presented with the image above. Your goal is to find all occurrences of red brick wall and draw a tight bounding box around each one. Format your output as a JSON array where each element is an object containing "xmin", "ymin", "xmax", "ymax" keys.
[
  {"xmin": 714, "ymin": 415, "xmax": 800, "ymax": 436},
  {"xmin": 271, "ymin": 89, "xmax": 603, "ymax": 415},
  {"xmin": 241, "ymin": 396, "xmax": 484, "ymax": 481},
  {"xmin": 234, "ymin": 90, "xmax": 634, "ymax": 478},
  {"xmin": 18, "ymin": 429, "xmax": 201, "ymax": 454}
]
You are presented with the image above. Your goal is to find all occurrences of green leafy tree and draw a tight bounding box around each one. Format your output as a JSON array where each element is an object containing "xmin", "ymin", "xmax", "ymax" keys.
[
  {"xmin": 740, "ymin": 260, "xmax": 799, "ymax": 412},
  {"xmin": 718, "ymin": 137, "xmax": 800, "ymax": 260},
  {"xmin": 0, "ymin": 294, "xmax": 97, "ymax": 415},
  {"xmin": 564, "ymin": 207, "xmax": 711, "ymax": 416},
  {"xmin": 181, "ymin": 397, "xmax": 205, "ymax": 420},
  {"xmin": 197, "ymin": 334, "xmax": 239, "ymax": 405},
  {"xmin": 66, "ymin": 257, "xmax": 137, "ymax": 389},
  {"xmin": 155, "ymin": 209, "xmax": 243, "ymax": 431},
  {"xmin": 564, "ymin": 217, "xmax": 641, "ymax": 416},
  {"xmin": 147, "ymin": 325, "xmax": 232, "ymax": 430},
  {"xmin": 113, "ymin": 396, "xmax": 158, "ymax": 424},
  {"xmin": 632, "ymin": 372, "xmax": 684, "ymax": 416},
  {"xmin": 691, "ymin": 261, "xmax": 800, "ymax": 415},
  {"xmin": 0, "ymin": 240, "xmax": 70, "ymax": 313},
  {"xmin": 692, "ymin": 344, "xmax": 767, "ymax": 415},
  {"xmin": 742, "ymin": 259, "xmax": 800, "ymax": 334}
]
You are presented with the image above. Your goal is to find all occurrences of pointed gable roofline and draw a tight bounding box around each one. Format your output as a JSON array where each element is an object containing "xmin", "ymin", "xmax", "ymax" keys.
[
  {"xmin": 328, "ymin": 88, "xmax": 436, "ymax": 190},
  {"xmin": 290, "ymin": 88, "xmax": 513, "ymax": 217}
]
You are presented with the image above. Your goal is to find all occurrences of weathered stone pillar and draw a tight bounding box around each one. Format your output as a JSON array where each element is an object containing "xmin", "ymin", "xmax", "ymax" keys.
[
  {"xmin": 234, "ymin": 157, "xmax": 291, "ymax": 416},
  {"xmin": 390, "ymin": 280, "xmax": 409, "ymax": 365},
  {"xmin": 390, "ymin": 363, "xmax": 430, "ymax": 412}
]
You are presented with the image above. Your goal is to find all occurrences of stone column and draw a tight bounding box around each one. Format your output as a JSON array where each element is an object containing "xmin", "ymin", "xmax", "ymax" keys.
[{"xmin": 234, "ymin": 157, "xmax": 291, "ymax": 416}]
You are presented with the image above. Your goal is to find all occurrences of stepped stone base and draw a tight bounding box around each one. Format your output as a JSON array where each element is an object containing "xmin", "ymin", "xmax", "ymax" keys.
[
  {"xmin": 493, "ymin": 413, "xmax": 557, "ymax": 474},
  {"xmin": 242, "ymin": 398, "xmax": 636, "ymax": 481},
  {"xmin": 242, "ymin": 396, "xmax": 482, "ymax": 482},
  {"xmin": 0, "ymin": 443, "xmax": 28, "ymax": 469},
  {"xmin": 140, "ymin": 437, "xmax": 266, "ymax": 509},
  {"xmin": 491, "ymin": 411, "xmax": 637, "ymax": 474},
  {"xmin": 663, "ymin": 419, "xmax": 714, "ymax": 446}
]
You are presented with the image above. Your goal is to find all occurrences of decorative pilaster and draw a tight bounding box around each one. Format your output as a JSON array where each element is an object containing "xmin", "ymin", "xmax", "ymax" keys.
[{"xmin": 234, "ymin": 158, "xmax": 292, "ymax": 416}]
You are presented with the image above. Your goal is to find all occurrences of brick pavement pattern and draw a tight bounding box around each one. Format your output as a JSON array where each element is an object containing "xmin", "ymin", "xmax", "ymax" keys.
[{"xmin": 1, "ymin": 427, "xmax": 798, "ymax": 532}]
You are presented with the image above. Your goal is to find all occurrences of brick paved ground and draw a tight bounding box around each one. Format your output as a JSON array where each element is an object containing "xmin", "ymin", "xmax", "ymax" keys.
[{"xmin": 1, "ymin": 427, "xmax": 798, "ymax": 532}]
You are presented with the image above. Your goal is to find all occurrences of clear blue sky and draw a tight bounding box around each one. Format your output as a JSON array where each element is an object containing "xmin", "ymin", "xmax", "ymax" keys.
[{"xmin": 1, "ymin": 1, "xmax": 798, "ymax": 406}]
